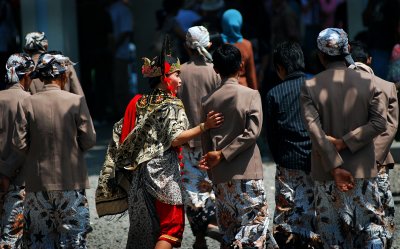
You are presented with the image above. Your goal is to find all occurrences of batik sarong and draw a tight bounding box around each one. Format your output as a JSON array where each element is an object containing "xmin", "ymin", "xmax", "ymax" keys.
[
  {"xmin": 181, "ymin": 146, "xmax": 217, "ymax": 236},
  {"xmin": 314, "ymin": 178, "xmax": 387, "ymax": 249},
  {"xmin": 214, "ymin": 179, "xmax": 278, "ymax": 249},
  {"xmin": 0, "ymin": 185, "xmax": 25, "ymax": 248},
  {"xmin": 377, "ymin": 165, "xmax": 395, "ymax": 247},
  {"xmin": 126, "ymin": 149, "xmax": 184, "ymax": 249},
  {"xmin": 23, "ymin": 190, "xmax": 91, "ymax": 249},
  {"xmin": 273, "ymin": 166, "xmax": 321, "ymax": 248}
]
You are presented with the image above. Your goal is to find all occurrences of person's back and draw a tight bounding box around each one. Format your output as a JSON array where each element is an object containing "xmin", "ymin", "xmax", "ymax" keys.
[
  {"xmin": 304, "ymin": 65, "xmax": 384, "ymax": 180},
  {"xmin": 0, "ymin": 53, "xmax": 34, "ymax": 249},
  {"xmin": 179, "ymin": 26, "xmax": 220, "ymax": 147},
  {"xmin": 12, "ymin": 53, "xmax": 95, "ymax": 248},
  {"xmin": 200, "ymin": 44, "xmax": 277, "ymax": 249},
  {"xmin": 18, "ymin": 88, "xmax": 95, "ymax": 192},
  {"xmin": 202, "ymin": 81, "xmax": 263, "ymax": 183},
  {"xmin": 350, "ymin": 40, "xmax": 399, "ymax": 247},
  {"xmin": 301, "ymin": 28, "xmax": 388, "ymax": 249}
]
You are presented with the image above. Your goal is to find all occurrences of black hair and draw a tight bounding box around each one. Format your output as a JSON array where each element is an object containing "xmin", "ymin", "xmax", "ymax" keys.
[
  {"xmin": 213, "ymin": 44, "xmax": 241, "ymax": 77},
  {"xmin": 148, "ymin": 76, "xmax": 161, "ymax": 89},
  {"xmin": 350, "ymin": 40, "xmax": 370, "ymax": 64},
  {"xmin": 319, "ymin": 51, "xmax": 344, "ymax": 63},
  {"xmin": 273, "ymin": 41, "xmax": 305, "ymax": 74}
]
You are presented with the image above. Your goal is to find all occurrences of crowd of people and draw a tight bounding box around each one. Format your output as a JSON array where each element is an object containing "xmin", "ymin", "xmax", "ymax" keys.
[{"xmin": 0, "ymin": 1, "xmax": 400, "ymax": 249}]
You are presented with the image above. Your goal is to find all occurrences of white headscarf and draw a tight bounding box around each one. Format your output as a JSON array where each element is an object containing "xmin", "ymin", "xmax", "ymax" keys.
[{"xmin": 185, "ymin": 26, "xmax": 213, "ymax": 62}]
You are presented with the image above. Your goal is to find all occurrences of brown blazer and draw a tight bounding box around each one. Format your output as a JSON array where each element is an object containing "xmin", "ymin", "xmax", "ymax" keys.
[
  {"xmin": 29, "ymin": 54, "xmax": 85, "ymax": 96},
  {"xmin": 351, "ymin": 63, "xmax": 399, "ymax": 167},
  {"xmin": 201, "ymin": 77, "xmax": 263, "ymax": 184},
  {"xmin": 372, "ymin": 76, "xmax": 398, "ymax": 166},
  {"xmin": 177, "ymin": 55, "xmax": 220, "ymax": 148},
  {"xmin": 13, "ymin": 84, "xmax": 96, "ymax": 192},
  {"xmin": 301, "ymin": 62, "xmax": 387, "ymax": 181},
  {"xmin": 0, "ymin": 84, "xmax": 30, "ymax": 186}
]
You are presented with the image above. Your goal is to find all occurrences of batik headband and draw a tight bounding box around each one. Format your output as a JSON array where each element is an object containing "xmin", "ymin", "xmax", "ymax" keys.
[
  {"xmin": 317, "ymin": 28, "xmax": 355, "ymax": 65},
  {"xmin": 31, "ymin": 53, "xmax": 75, "ymax": 79},
  {"xmin": 24, "ymin": 32, "xmax": 48, "ymax": 53},
  {"xmin": 5, "ymin": 53, "xmax": 35, "ymax": 84}
]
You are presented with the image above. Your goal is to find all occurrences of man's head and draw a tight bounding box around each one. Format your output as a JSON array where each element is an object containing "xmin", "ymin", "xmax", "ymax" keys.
[
  {"xmin": 350, "ymin": 41, "xmax": 371, "ymax": 65},
  {"xmin": 213, "ymin": 44, "xmax": 242, "ymax": 78},
  {"xmin": 5, "ymin": 53, "xmax": 35, "ymax": 90},
  {"xmin": 23, "ymin": 32, "xmax": 48, "ymax": 54},
  {"xmin": 273, "ymin": 41, "xmax": 304, "ymax": 80},
  {"xmin": 185, "ymin": 26, "xmax": 213, "ymax": 61},
  {"xmin": 31, "ymin": 53, "xmax": 74, "ymax": 88},
  {"xmin": 317, "ymin": 28, "xmax": 354, "ymax": 66}
]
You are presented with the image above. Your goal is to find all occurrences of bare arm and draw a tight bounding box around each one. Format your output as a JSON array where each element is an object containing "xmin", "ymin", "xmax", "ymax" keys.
[{"xmin": 171, "ymin": 111, "xmax": 223, "ymax": 147}]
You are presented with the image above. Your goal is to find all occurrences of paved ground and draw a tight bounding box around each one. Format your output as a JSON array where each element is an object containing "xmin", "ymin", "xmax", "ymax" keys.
[{"xmin": 85, "ymin": 124, "xmax": 400, "ymax": 248}]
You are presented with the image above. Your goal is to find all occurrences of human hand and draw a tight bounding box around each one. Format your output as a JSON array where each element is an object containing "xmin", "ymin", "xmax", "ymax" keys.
[
  {"xmin": 0, "ymin": 174, "xmax": 10, "ymax": 193},
  {"xmin": 326, "ymin": 135, "xmax": 347, "ymax": 151},
  {"xmin": 331, "ymin": 167, "xmax": 354, "ymax": 192},
  {"xmin": 204, "ymin": 110, "xmax": 224, "ymax": 130},
  {"xmin": 198, "ymin": 150, "xmax": 223, "ymax": 170}
]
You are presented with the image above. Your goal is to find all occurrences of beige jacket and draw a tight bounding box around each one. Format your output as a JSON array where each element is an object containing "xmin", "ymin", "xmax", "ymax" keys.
[
  {"xmin": 13, "ymin": 84, "xmax": 96, "ymax": 192},
  {"xmin": 0, "ymin": 84, "xmax": 30, "ymax": 185},
  {"xmin": 351, "ymin": 62, "xmax": 399, "ymax": 167},
  {"xmin": 177, "ymin": 55, "xmax": 220, "ymax": 148},
  {"xmin": 301, "ymin": 62, "xmax": 387, "ymax": 181},
  {"xmin": 29, "ymin": 53, "xmax": 85, "ymax": 96},
  {"xmin": 201, "ymin": 77, "xmax": 263, "ymax": 184}
]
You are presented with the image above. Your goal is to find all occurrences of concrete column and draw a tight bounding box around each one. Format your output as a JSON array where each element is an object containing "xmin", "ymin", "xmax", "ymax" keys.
[{"xmin": 20, "ymin": 0, "xmax": 79, "ymax": 63}]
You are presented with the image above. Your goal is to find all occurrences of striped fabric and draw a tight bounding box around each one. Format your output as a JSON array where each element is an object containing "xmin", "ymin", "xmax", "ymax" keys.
[{"xmin": 265, "ymin": 71, "xmax": 311, "ymax": 172}]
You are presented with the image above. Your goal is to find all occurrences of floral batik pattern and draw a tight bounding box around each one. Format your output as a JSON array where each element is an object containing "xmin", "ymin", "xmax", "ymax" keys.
[
  {"xmin": 314, "ymin": 179, "xmax": 387, "ymax": 249},
  {"xmin": 214, "ymin": 179, "xmax": 278, "ymax": 249},
  {"xmin": 126, "ymin": 148, "xmax": 184, "ymax": 249},
  {"xmin": 181, "ymin": 146, "xmax": 216, "ymax": 236},
  {"xmin": 273, "ymin": 166, "xmax": 321, "ymax": 248},
  {"xmin": 23, "ymin": 190, "xmax": 91, "ymax": 249},
  {"xmin": 0, "ymin": 185, "xmax": 25, "ymax": 248},
  {"xmin": 377, "ymin": 165, "xmax": 395, "ymax": 248}
]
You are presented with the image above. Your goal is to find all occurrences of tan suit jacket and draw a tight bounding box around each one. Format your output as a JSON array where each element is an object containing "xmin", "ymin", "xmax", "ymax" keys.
[
  {"xmin": 201, "ymin": 77, "xmax": 263, "ymax": 184},
  {"xmin": 301, "ymin": 62, "xmax": 387, "ymax": 181},
  {"xmin": 13, "ymin": 84, "xmax": 96, "ymax": 192},
  {"xmin": 29, "ymin": 53, "xmax": 85, "ymax": 96},
  {"xmin": 352, "ymin": 63, "xmax": 399, "ymax": 167},
  {"xmin": 177, "ymin": 55, "xmax": 220, "ymax": 148},
  {"xmin": 0, "ymin": 84, "xmax": 30, "ymax": 185}
]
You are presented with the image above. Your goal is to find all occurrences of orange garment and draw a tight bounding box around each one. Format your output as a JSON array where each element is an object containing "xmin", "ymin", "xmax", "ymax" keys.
[{"xmin": 231, "ymin": 39, "xmax": 258, "ymax": 90}]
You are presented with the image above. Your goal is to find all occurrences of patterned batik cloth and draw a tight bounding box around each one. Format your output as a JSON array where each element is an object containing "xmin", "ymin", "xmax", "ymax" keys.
[
  {"xmin": 273, "ymin": 166, "xmax": 321, "ymax": 248},
  {"xmin": 181, "ymin": 146, "xmax": 217, "ymax": 236},
  {"xmin": 126, "ymin": 148, "xmax": 184, "ymax": 249},
  {"xmin": 314, "ymin": 179, "xmax": 387, "ymax": 249},
  {"xmin": 23, "ymin": 190, "xmax": 91, "ymax": 249},
  {"xmin": 214, "ymin": 179, "xmax": 278, "ymax": 249},
  {"xmin": 0, "ymin": 185, "xmax": 25, "ymax": 248},
  {"xmin": 377, "ymin": 165, "xmax": 395, "ymax": 248}
]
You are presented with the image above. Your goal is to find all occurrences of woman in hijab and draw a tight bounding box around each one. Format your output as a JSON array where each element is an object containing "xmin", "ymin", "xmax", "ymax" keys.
[{"xmin": 221, "ymin": 9, "xmax": 258, "ymax": 90}]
